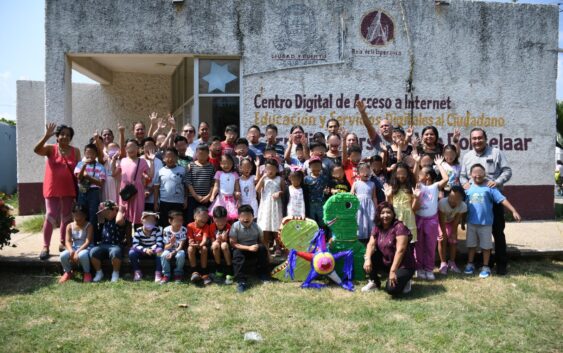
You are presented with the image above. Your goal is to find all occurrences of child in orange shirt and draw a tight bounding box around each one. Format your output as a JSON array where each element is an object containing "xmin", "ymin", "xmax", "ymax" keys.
[
  {"xmin": 210, "ymin": 206, "xmax": 233, "ymax": 284},
  {"xmin": 187, "ymin": 206, "xmax": 211, "ymax": 285}
]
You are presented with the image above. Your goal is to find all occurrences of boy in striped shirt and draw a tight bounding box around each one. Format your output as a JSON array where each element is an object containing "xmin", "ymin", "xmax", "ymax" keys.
[{"xmin": 129, "ymin": 212, "xmax": 164, "ymax": 282}]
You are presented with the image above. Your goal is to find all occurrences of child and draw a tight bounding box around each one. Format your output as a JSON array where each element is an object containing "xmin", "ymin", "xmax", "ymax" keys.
[
  {"xmin": 103, "ymin": 142, "xmax": 121, "ymax": 203},
  {"xmin": 287, "ymin": 169, "xmax": 306, "ymax": 218},
  {"xmin": 209, "ymin": 154, "xmax": 240, "ymax": 221},
  {"xmin": 325, "ymin": 133, "xmax": 342, "ymax": 166},
  {"xmin": 210, "ymin": 206, "xmax": 234, "ymax": 284},
  {"xmin": 173, "ymin": 135, "xmax": 193, "ymax": 168},
  {"xmin": 221, "ymin": 124, "xmax": 238, "ymax": 156},
  {"xmin": 326, "ymin": 162, "xmax": 350, "ymax": 195},
  {"xmin": 142, "ymin": 137, "xmax": 164, "ymax": 212},
  {"xmin": 312, "ymin": 131, "xmax": 326, "ymax": 146},
  {"xmin": 265, "ymin": 124, "xmax": 285, "ymax": 159},
  {"xmin": 186, "ymin": 144, "xmax": 215, "ymax": 223},
  {"xmin": 440, "ymin": 144, "xmax": 462, "ymax": 192},
  {"xmin": 303, "ymin": 156, "xmax": 329, "ymax": 229},
  {"xmin": 154, "ymin": 147, "xmax": 187, "ymax": 225},
  {"xmin": 59, "ymin": 204, "xmax": 94, "ymax": 283},
  {"xmin": 187, "ymin": 207, "xmax": 211, "ymax": 285},
  {"xmin": 208, "ymin": 136, "xmax": 223, "ymax": 170},
  {"xmin": 161, "ymin": 211, "xmax": 187, "ymax": 284},
  {"xmin": 285, "ymin": 143, "xmax": 307, "ymax": 168},
  {"xmin": 303, "ymin": 141, "xmax": 332, "ymax": 176},
  {"xmin": 413, "ymin": 155, "xmax": 449, "ymax": 281},
  {"xmin": 437, "ymin": 186, "xmax": 467, "ymax": 275},
  {"xmin": 386, "ymin": 127, "xmax": 413, "ymax": 173},
  {"xmin": 383, "ymin": 163, "xmax": 419, "ymax": 242},
  {"xmin": 464, "ymin": 164, "xmax": 521, "ymax": 278},
  {"xmin": 75, "ymin": 143, "xmax": 107, "ymax": 227},
  {"xmin": 229, "ymin": 205, "xmax": 270, "ymax": 293},
  {"xmin": 91, "ymin": 200, "xmax": 126, "ymax": 282},
  {"xmin": 129, "ymin": 212, "xmax": 164, "ymax": 282},
  {"xmin": 342, "ymin": 138, "xmax": 363, "ymax": 187},
  {"xmin": 369, "ymin": 154, "xmax": 387, "ymax": 186},
  {"xmin": 351, "ymin": 163, "xmax": 378, "ymax": 244},
  {"xmin": 238, "ymin": 157, "xmax": 258, "ymax": 216},
  {"xmin": 234, "ymin": 138, "xmax": 255, "ymax": 167},
  {"xmin": 256, "ymin": 158, "xmax": 284, "ymax": 250}
]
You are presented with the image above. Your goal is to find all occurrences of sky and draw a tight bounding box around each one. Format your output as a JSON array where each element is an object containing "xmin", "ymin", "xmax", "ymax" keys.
[{"xmin": 0, "ymin": 0, "xmax": 561, "ymax": 121}]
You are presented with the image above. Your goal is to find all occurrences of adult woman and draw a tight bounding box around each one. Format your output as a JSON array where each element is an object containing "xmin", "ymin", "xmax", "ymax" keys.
[
  {"xmin": 362, "ymin": 202, "xmax": 416, "ymax": 295},
  {"xmin": 344, "ymin": 132, "xmax": 359, "ymax": 148},
  {"xmin": 285, "ymin": 125, "xmax": 310, "ymax": 160},
  {"xmin": 34, "ymin": 123, "xmax": 81, "ymax": 260},
  {"xmin": 416, "ymin": 126, "xmax": 443, "ymax": 160}
]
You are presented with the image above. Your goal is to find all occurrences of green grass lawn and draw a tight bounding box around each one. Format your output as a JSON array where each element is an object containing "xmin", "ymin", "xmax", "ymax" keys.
[{"xmin": 0, "ymin": 259, "xmax": 561, "ymax": 353}]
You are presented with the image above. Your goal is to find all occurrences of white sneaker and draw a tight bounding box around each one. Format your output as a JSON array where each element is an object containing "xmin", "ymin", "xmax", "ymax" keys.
[
  {"xmin": 416, "ymin": 270, "xmax": 427, "ymax": 280},
  {"xmin": 426, "ymin": 270, "xmax": 435, "ymax": 281},
  {"xmin": 111, "ymin": 271, "xmax": 120, "ymax": 282},
  {"xmin": 361, "ymin": 280, "xmax": 378, "ymax": 292},
  {"xmin": 93, "ymin": 270, "xmax": 104, "ymax": 283},
  {"xmin": 402, "ymin": 280, "xmax": 412, "ymax": 294}
]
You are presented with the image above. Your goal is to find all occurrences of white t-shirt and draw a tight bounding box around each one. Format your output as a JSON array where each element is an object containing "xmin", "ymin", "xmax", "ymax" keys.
[
  {"xmin": 416, "ymin": 182, "xmax": 440, "ymax": 218},
  {"xmin": 215, "ymin": 171, "xmax": 239, "ymax": 195},
  {"xmin": 438, "ymin": 197, "xmax": 467, "ymax": 223}
]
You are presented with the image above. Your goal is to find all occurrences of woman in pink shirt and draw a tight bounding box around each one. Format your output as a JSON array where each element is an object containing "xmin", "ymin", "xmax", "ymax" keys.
[{"xmin": 34, "ymin": 123, "xmax": 81, "ymax": 260}]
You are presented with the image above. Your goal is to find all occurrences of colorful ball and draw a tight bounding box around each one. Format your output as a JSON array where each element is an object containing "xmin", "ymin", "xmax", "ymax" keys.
[{"xmin": 312, "ymin": 252, "xmax": 335, "ymax": 275}]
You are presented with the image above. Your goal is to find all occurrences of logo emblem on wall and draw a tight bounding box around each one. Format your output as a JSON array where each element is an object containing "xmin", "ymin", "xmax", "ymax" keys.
[{"xmin": 360, "ymin": 10, "xmax": 395, "ymax": 46}]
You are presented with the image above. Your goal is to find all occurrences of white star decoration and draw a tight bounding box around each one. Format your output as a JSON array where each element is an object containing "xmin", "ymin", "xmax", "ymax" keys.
[{"xmin": 202, "ymin": 62, "xmax": 237, "ymax": 93}]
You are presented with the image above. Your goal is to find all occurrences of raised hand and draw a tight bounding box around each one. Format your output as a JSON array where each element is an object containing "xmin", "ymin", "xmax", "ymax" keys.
[
  {"xmin": 149, "ymin": 112, "xmax": 158, "ymax": 126},
  {"xmin": 412, "ymin": 153, "xmax": 421, "ymax": 164},
  {"xmin": 406, "ymin": 126, "xmax": 414, "ymax": 140},
  {"xmin": 355, "ymin": 100, "xmax": 366, "ymax": 114},
  {"xmin": 434, "ymin": 155, "xmax": 444, "ymax": 166},
  {"xmin": 167, "ymin": 113, "xmax": 175, "ymax": 127},
  {"xmin": 412, "ymin": 184, "xmax": 422, "ymax": 198},
  {"xmin": 117, "ymin": 122, "xmax": 125, "ymax": 134},
  {"xmin": 45, "ymin": 123, "xmax": 57, "ymax": 138},
  {"xmin": 383, "ymin": 183, "xmax": 393, "ymax": 198},
  {"xmin": 453, "ymin": 128, "xmax": 461, "ymax": 143},
  {"xmin": 254, "ymin": 156, "xmax": 261, "ymax": 169},
  {"xmin": 411, "ymin": 136, "xmax": 421, "ymax": 149}
]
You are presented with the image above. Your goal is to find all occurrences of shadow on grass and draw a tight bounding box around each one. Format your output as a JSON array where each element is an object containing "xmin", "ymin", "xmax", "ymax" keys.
[
  {"xmin": 0, "ymin": 270, "xmax": 56, "ymax": 297},
  {"xmin": 506, "ymin": 258, "xmax": 563, "ymax": 279}
]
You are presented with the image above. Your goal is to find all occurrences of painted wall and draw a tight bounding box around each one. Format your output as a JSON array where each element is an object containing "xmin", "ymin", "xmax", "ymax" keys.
[
  {"xmin": 17, "ymin": 73, "xmax": 171, "ymax": 214},
  {"xmin": 0, "ymin": 123, "xmax": 16, "ymax": 195},
  {"xmin": 32, "ymin": 0, "xmax": 559, "ymax": 218}
]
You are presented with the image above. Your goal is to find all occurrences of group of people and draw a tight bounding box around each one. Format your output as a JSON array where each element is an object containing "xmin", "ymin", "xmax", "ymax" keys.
[{"xmin": 35, "ymin": 100, "xmax": 520, "ymax": 294}]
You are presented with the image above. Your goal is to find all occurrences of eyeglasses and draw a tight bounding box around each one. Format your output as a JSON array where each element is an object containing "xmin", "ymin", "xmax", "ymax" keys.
[{"xmin": 183, "ymin": 129, "xmax": 195, "ymax": 133}]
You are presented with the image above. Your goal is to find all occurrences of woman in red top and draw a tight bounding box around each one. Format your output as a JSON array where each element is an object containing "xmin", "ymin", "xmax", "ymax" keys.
[{"xmin": 34, "ymin": 123, "xmax": 81, "ymax": 260}]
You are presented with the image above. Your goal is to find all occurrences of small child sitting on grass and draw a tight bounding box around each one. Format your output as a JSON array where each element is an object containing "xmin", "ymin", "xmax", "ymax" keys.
[
  {"xmin": 210, "ymin": 206, "xmax": 234, "ymax": 284},
  {"xmin": 187, "ymin": 207, "xmax": 211, "ymax": 285},
  {"xmin": 229, "ymin": 205, "xmax": 270, "ymax": 293},
  {"xmin": 161, "ymin": 211, "xmax": 187, "ymax": 284},
  {"xmin": 464, "ymin": 164, "xmax": 521, "ymax": 278}
]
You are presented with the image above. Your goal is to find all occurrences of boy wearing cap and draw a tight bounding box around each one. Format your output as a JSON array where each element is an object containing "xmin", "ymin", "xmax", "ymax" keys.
[
  {"xmin": 130, "ymin": 212, "xmax": 164, "ymax": 282},
  {"xmin": 91, "ymin": 200, "xmax": 126, "ymax": 282}
]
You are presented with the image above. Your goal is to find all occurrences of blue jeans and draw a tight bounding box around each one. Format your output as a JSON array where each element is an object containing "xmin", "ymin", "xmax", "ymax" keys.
[
  {"xmin": 90, "ymin": 244, "xmax": 122, "ymax": 261},
  {"xmin": 128, "ymin": 248, "xmax": 162, "ymax": 272},
  {"xmin": 60, "ymin": 246, "xmax": 91, "ymax": 273},
  {"xmin": 78, "ymin": 188, "xmax": 101, "ymax": 228},
  {"xmin": 161, "ymin": 250, "xmax": 185, "ymax": 277}
]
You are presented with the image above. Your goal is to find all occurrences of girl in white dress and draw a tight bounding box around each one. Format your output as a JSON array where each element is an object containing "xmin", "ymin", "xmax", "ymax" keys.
[
  {"xmin": 238, "ymin": 157, "xmax": 258, "ymax": 217},
  {"xmin": 256, "ymin": 158, "xmax": 285, "ymax": 248},
  {"xmin": 287, "ymin": 168, "xmax": 305, "ymax": 218},
  {"xmin": 209, "ymin": 154, "xmax": 240, "ymax": 221}
]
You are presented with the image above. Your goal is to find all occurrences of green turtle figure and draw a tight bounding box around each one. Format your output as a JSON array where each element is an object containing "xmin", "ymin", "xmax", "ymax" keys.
[{"xmin": 323, "ymin": 193, "xmax": 366, "ymax": 280}]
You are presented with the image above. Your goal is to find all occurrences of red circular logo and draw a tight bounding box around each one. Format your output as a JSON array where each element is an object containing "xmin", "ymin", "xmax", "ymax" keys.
[{"xmin": 360, "ymin": 10, "xmax": 395, "ymax": 46}]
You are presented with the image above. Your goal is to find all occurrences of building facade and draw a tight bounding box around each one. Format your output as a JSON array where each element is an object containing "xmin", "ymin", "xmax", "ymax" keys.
[{"xmin": 17, "ymin": 0, "xmax": 558, "ymax": 218}]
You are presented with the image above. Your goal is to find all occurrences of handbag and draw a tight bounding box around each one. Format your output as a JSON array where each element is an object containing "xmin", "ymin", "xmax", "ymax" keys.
[{"xmin": 119, "ymin": 159, "xmax": 140, "ymax": 201}]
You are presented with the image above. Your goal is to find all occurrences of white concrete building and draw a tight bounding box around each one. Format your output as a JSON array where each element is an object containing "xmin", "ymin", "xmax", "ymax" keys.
[{"xmin": 17, "ymin": 0, "xmax": 558, "ymax": 218}]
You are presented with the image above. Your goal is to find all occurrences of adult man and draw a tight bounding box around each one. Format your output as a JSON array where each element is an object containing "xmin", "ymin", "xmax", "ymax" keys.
[
  {"xmin": 356, "ymin": 100, "xmax": 393, "ymax": 154},
  {"xmin": 459, "ymin": 128, "xmax": 512, "ymax": 275},
  {"xmin": 247, "ymin": 125, "xmax": 266, "ymax": 158},
  {"xmin": 181, "ymin": 123, "xmax": 198, "ymax": 158}
]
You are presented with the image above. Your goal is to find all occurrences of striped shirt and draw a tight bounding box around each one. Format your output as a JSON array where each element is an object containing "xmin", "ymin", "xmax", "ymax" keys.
[
  {"xmin": 132, "ymin": 226, "xmax": 164, "ymax": 252},
  {"xmin": 186, "ymin": 161, "xmax": 215, "ymax": 197},
  {"xmin": 163, "ymin": 225, "xmax": 188, "ymax": 247}
]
